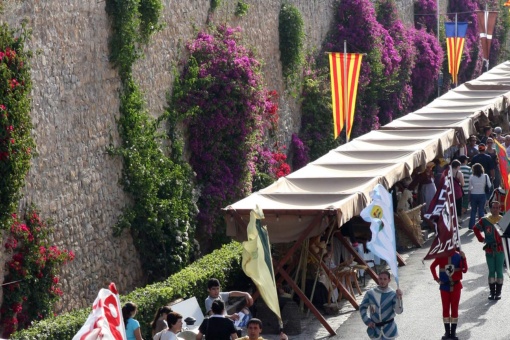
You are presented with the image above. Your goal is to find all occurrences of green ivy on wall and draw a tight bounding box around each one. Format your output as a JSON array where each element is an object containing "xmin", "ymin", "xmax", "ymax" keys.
[
  {"xmin": 0, "ymin": 21, "xmax": 34, "ymax": 230},
  {"xmin": 105, "ymin": 0, "xmax": 198, "ymax": 282},
  {"xmin": 278, "ymin": 3, "xmax": 305, "ymax": 85}
]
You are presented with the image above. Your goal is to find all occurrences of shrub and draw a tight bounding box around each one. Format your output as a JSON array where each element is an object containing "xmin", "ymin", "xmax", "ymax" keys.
[
  {"xmin": 170, "ymin": 25, "xmax": 268, "ymax": 245},
  {"xmin": 0, "ymin": 22, "xmax": 34, "ymax": 230},
  {"xmin": 1, "ymin": 208, "xmax": 75, "ymax": 337},
  {"xmin": 279, "ymin": 3, "xmax": 305, "ymax": 83},
  {"xmin": 235, "ymin": 0, "xmax": 249, "ymax": 17},
  {"xmin": 11, "ymin": 242, "xmax": 244, "ymax": 340}
]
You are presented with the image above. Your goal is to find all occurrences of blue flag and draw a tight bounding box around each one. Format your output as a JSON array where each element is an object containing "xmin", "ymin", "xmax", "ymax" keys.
[{"xmin": 360, "ymin": 184, "xmax": 399, "ymax": 285}]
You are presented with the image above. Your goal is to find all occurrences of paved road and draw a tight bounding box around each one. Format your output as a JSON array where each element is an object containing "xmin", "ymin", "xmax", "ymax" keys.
[
  {"xmin": 262, "ymin": 217, "xmax": 510, "ymax": 339},
  {"xmin": 332, "ymin": 219, "xmax": 510, "ymax": 340}
]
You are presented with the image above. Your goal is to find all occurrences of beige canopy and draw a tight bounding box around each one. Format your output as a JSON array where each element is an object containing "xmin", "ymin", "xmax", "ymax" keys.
[{"xmin": 225, "ymin": 60, "xmax": 510, "ymax": 243}]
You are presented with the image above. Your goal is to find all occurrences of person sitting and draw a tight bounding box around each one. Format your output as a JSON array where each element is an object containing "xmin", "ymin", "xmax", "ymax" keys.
[
  {"xmin": 196, "ymin": 300, "xmax": 238, "ymax": 340},
  {"xmin": 237, "ymin": 318, "xmax": 288, "ymax": 340},
  {"xmin": 205, "ymin": 278, "xmax": 253, "ymax": 321},
  {"xmin": 153, "ymin": 312, "xmax": 183, "ymax": 340}
]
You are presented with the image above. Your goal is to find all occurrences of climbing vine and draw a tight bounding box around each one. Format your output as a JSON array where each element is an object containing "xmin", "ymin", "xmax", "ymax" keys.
[{"xmin": 105, "ymin": 0, "xmax": 198, "ymax": 282}]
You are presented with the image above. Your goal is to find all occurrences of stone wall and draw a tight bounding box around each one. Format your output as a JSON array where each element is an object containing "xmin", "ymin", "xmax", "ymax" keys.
[{"xmin": 0, "ymin": 0, "xmax": 414, "ymax": 312}]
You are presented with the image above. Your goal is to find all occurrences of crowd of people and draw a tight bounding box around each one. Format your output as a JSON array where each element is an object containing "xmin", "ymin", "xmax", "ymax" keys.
[{"xmin": 120, "ymin": 278, "xmax": 288, "ymax": 340}]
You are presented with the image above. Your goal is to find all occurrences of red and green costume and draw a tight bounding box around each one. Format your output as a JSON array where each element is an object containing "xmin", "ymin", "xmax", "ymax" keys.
[{"xmin": 474, "ymin": 214, "xmax": 505, "ymax": 300}]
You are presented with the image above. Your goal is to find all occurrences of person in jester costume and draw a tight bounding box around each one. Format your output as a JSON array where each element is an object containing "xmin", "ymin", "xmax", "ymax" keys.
[
  {"xmin": 430, "ymin": 248, "xmax": 468, "ymax": 340},
  {"xmin": 473, "ymin": 201, "xmax": 505, "ymax": 301}
]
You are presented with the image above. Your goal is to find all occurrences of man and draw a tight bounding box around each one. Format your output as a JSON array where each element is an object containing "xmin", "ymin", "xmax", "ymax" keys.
[
  {"xmin": 494, "ymin": 126, "xmax": 504, "ymax": 144},
  {"xmin": 458, "ymin": 155, "xmax": 471, "ymax": 215},
  {"xmin": 471, "ymin": 143, "xmax": 495, "ymax": 183},
  {"xmin": 473, "ymin": 201, "xmax": 505, "ymax": 300},
  {"xmin": 196, "ymin": 300, "xmax": 238, "ymax": 340},
  {"xmin": 480, "ymin": 125, "xmax": 493, "ymax": 145},
  {"xmin": 430, "ymin": 249, "xmax": 468, "ymax": 340},
  {"xmin": 485, "ymin": 137, "xmax": 501, "ymax": 188},
  {"xmin": 466, "ymin": 135, "xmax": 479, "ymax": 159},
  {"xmin": 237, "ymin": 318, "xmax": 288, "ymax": 340},
  {"xmin": 205, "ymin": 278, "xmax": 253, "ymax": 320},
  {"xmin": 359, "ymin": 271, "xmax": 403, "ymax": 339}
]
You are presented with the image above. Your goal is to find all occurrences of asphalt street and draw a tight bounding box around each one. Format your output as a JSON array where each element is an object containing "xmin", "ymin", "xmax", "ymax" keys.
[
  {"xmin": 332, "ymin": 217, "xmax": 510, "ymax": 340},
  {"xmin": 262, "ymin": 216, "xmax": 510, "ymax": 340}
]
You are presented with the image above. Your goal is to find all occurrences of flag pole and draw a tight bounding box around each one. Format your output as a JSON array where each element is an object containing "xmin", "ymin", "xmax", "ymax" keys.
[
  {"xmin": 485, "ymin": 4, "xmax": 489, "ymax": 72},
  {"xmin": 455, "ymin": 13, "xmax": 458, "ymax": 87},
  {"xmin": 343, "ymin": 40, "xmax": 349, "ymax": 143}
]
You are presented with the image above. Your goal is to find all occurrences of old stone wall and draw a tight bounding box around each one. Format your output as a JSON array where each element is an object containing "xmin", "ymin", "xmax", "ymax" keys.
[{"xmin": 0, "ymin": 0, "xmax": 414, "ymax": 311}]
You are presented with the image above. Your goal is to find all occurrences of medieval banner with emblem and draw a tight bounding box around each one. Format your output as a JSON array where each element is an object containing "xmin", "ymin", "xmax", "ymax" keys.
[
  {"xmin": 360, "ymin": 184, "xmax": 399, "ymax": 285},
  {"xmin": 423, "ymin": 166, "xmax": 460, "ymax": 260}
]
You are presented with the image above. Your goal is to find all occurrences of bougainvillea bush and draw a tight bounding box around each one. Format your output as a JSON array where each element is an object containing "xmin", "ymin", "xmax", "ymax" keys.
[
  {"xmin": 0, "ymin": 208, "xmax": 75, "ymax": 337},
  {"xmin": 171, "ymin": 25, "xmax": 289, "ymax": 245},
  {"xmin": 0, "ymin": 23, "xmax": 34, "ymax": 230},
  {"xmin": 414, "ymin": 0, "xmax": 438, "ymax": 33}
]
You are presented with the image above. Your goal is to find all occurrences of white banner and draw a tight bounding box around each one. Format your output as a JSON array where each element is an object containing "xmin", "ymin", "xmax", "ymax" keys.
[{"xmin": 72, "ymin": 283, "xmax": 126, "ymax": 340}]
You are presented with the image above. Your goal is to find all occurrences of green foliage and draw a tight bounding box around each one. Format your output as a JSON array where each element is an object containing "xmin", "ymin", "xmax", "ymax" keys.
[
  {"xmin": 1, "ymin": 208, "xmax": 75, "ymax": 337},
  {"xmin": 299, "ymin": 59, "xmax": 340, "ymax": 161},
  {"xmin": 11, "ymin": 242, "xmax": 244, "ymax": 340},
  {"xmin": 235, "ymin": 0, "xmax": 249, "ymax": 17},
  {"xmin": 278, "ymin": 3, "xmax": 305, "ymax": 83},
  {"xmin": 0, "ymin": 21, "xmax": 34, "ymax": 230},
  {"xmin": 105, "ymin": 0, "xmax": 196, "ymax": 282},
  {"xmin": 210, "ymin": 0, "xmax": 222, "ymax": 11},
  {"xmin": 139, "ymin": 0, "xmax": 164, "ymax": 42}
]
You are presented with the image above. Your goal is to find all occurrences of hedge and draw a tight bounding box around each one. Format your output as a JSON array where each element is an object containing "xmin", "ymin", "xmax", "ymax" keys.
[{"xmin": 11, "ymin": 241, "xmax": 244, "ymax": 340}]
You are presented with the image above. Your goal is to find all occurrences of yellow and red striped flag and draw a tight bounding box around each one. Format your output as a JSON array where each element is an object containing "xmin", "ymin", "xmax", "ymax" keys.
[
  {"xmin": 328, "ymin": 53, "xmax": 363, "ymax": 140},
  {"xmin": 445, "ymin": 22, "xmax": 468, "ymax": 85}
]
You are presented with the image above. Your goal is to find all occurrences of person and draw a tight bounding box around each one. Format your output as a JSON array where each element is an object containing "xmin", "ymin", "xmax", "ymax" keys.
[
  {"xmin": 468, "ymin": 163, "xmax": 490, "ymax": 230},
  {"xmin": 196, "ymin": 300, "xmax": 238, "ymax": 340},
  {"xmin": 151, "ymin": 305, "xmax": 173, "ymax": 336},
  {"xmin": 205, "ymin": 278, "xmax": 253, "ymax": 320},
  {"xmin": 470, "ymin": 143, "xmax": 495, "ymax": 184},
  {"xmin": 359, "ymin": 270, "xmax": 403, "ymax": 339},
  {"xmin": 494, "ymin": 126, "xmax": 503, "ymax": 143},
  {"xmin": 458, "ymin": 155, "xmax": 471, "ymax": 214},
  {"xmin": 473, "ymin": 201, "xmax": 505, "ymax": 300},
  {"xmin": 153, "ymin": 312, "xmax": 183, "ymax": 340},
  {"xmin": 122, "ymin": 302, "xmax": 144, "ymax": 340},
  {"xmin": 430, "ymin": 249, "xmax": 468, "ymax": 340},
  {"xmin": 480, "ymin": 125, "xmax": 493, "ymax": 145},
  {"xmin": 466, "ymin": 135, "xmax": 479, "ymax": 159},
  {"xmin": 485, "ymin": 137, "xmax": 501, "ymax": 189},
  {"xmin": 408, "ymin": 162, "xmax": 436, "ymax": 215},
  {"xmin": 237, "ymin": 318, "xmax": 288, "ymax": 340},
  {"xmin": 451, "ymin": 160, "xmax": 465, "ymax": 220}
]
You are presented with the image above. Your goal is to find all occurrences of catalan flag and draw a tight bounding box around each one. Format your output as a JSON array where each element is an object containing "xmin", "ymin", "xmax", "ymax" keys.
[
  {"xmin": 328, "ymin": 53, "xmax": 363, "ymax": 140},
  {"xmin": 445, "ymin": 22, "xmax": 468, "ymax": 86},
  {"xmin": 242, "ymin": 205, "xmax": 282, "ymax": 327}
]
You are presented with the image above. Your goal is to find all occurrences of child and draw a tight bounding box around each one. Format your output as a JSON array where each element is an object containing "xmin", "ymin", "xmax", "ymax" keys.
[{"xmin": 205, "ymin": 278, "xmax": 253, "ymax": 321}]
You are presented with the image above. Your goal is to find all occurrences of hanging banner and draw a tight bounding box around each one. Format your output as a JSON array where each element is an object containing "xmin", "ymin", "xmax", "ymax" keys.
[
  {"xmin": 476, "ymin": 10, "xmax": 498, "ymax": 62},
  {"xmin": 328, "ymin": 53, "xmax": 363, "ymax": 140},
  {"xmin": 423, "ymin": 167, "xmax": 460, "ymax": 260},
  {"xmin": 445, "ymin": 22, "xmax": 469, "ymax": 85}
]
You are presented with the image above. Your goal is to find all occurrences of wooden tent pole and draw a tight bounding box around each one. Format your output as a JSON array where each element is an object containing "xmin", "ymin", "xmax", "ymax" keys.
[
  {"xmin": 336, "ymin": 233, "xmax": 379, "ymax": 282},
  {"xmin": 274, "ymin": 213, "xmax": 325, "ymax": 273},
  {"xmin": 309, "ymin": 251, "xmax": 359, "ymax": 309},
  {"xmin": 277, "ymin": 265, "xmax": 337, "ymax": 336}
]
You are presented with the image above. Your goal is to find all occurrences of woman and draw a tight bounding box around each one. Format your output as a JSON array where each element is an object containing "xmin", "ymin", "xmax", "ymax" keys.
[
  {"xmin": 468, "ymin": 163, "xmax": 490, "ymax": 230},
  {"xmin": 153, "ymin": 312, "xmax": 183, "ymax": 340},
  {"xmin": 451, "ymin": 160, "xmax": 465, "ymax": 219},
  {"xmin": 123, "ymin": 302, "xmax": 144, "ymax": 340},
  {"xmin": 408, "ymin": 162, "xmax": 437, "ymax": 214},
  {"xmin": 151, "ymin": 306, "xmax": 172, "ymax": 336}
]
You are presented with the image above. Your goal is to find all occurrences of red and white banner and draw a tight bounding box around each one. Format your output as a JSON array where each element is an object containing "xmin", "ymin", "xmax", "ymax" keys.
[
  {"xmin": 73, "ymin": 283, "xmax": 126, "ymax": 340},
  {"xmin": 423, "ymin": 166, "xmax": 460, "ymax": 260}
]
